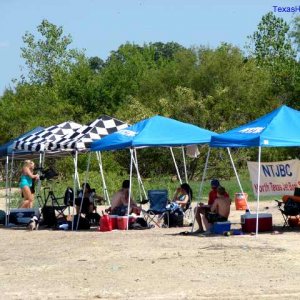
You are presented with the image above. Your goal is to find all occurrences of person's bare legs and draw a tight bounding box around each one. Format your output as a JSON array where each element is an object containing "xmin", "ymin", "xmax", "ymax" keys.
[
  {"xmin": 202, "ymin": 215, "xmax": 212, "ymax": 232},
  {"xmin": 20, "ymin": 186, "xmax": 33, "ymax": 208},
  {"xmin": 194, "ymin": 206, "xmax": 205, "ymax": 232}
]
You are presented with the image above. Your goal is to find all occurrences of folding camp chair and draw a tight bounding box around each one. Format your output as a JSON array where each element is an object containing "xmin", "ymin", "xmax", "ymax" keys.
[
  {"xmin": 275, "ymin": 197, "xmax": 300, "ymax": 229},
  {"xmin": 40, "ymin": 186, "xmax": 74, "ymax": 227},
  {"xmin": 143, "ymin": 190, "xmax": 169, "ymax": 227},
  {"xmin": 275, "ymin": 188, "xmax": 300, "ymax": 228}
]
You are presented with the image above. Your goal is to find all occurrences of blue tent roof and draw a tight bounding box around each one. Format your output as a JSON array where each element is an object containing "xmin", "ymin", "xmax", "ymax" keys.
[
  {"xmin": 91, "ymin": 115, "xmax": 217, "ymax": 151},
  {"xmin": 210, "ymin": 105, "xmax": 300, "ymax": 148},
  {"xmin": 0, "ymin": 127, "xmax": 44, "ymax": 158}
]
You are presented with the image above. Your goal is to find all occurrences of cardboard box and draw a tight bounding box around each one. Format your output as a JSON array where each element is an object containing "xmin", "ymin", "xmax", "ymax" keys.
[
  {"xmin": 9, "ymin": 208, "xmax": 40, "ymax": 225},
  {"xmin": 241, "ymin": 213, "xmax": 272, "ymax": 232},
  {"xmin": 212, "ymin": 221, "xmax": 231, "ymax": 234}
]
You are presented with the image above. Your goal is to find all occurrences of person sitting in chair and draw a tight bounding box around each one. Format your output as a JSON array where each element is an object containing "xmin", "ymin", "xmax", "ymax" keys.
[
  {"xmin": 110, "ymin": 180, "xmax": 140, "ymax": 216},
  {"xmin": 173, "ymin": 183, "xmax": 193, "ymax": 210},
  {"xmin": 196, "ymin": 186, "xmax": 231, "ymax": 233},
  {"xmin": 75, "ymin": 183, "xmax": 102, "ymax": 224}
]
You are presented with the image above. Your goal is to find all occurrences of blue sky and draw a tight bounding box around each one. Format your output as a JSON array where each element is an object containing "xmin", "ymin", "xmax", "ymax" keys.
[{"xmin": 0, "ymin": 0, "xmax": 299, "ymax": 95}]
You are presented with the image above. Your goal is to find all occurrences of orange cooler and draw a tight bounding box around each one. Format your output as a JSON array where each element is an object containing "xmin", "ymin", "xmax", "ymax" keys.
[{"xmin": 234, "ymin": 192, "xmax": 248, "ymax": 210}]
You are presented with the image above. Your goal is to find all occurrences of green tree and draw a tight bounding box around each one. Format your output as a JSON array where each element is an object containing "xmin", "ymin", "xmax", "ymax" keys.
[
  {"xmin": 151, "ymin": 42, "xmax": 185, "ymax": 62},
  {"xmin": 89, "ymin": 56, "xmax": 105, "ymax": 73},
  {"xmin": 290, "ymin": 16, "xmax": 300, "ymax": 51},
  {"xmin": 247, "ymin": 12, "xmax": 297, "ymax": 101},
  {"xmin": 248, "ymin": 12, "xmax": 295, "ymax": 63},
  {"xmin": 21, "ymin": 19, "xmax": 82, "ymax": 85},
  {"xmin": 0, "ymin": 84, "xmax": 77, "ymax": 144}
]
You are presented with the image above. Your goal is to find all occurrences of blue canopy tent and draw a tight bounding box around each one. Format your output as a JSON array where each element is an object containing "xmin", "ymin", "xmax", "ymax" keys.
[
  {"xmin": 210, "ymin": 105, "xmax": 300, "ymax": 148},
  {"xmin": 91, "ymin": 115, "xmax": 218, "ymax": 228},
  {"xmin": 91, "ymin": 115, "xmax": 217, "ymax": 192},
  {"xmin": 91, "ymin": 115, "xmax": 217, "ymax": 150},
  {"xmin": 210, "ymin": 105, "xmax": 300, "ymax": 234}
]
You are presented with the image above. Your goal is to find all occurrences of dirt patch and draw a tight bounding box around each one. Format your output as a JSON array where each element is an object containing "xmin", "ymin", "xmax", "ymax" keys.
[{"xmin": 0, "ymin": 199, "xmax": 299, "ymax": 299}]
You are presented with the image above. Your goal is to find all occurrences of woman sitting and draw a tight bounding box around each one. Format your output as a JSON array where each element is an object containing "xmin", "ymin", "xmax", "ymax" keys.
[
  {"xmin": 75, "ymin": 183, "xmax": 102, "ymax": 224},
  {"xmin": 173, "ymin": 183, "xmax": 193, "ymax": 211}
]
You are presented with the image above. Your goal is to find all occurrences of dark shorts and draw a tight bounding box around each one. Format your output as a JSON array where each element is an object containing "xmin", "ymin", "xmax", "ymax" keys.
[
  {"xmin": 111, "ymin": 205, "xmax": 128, "ymax": 216},
  {"xmin": 206, "ymin": 212, "xmax": 228, "ymax": 223},
  {"xmin": 75, "ymin": 197, "xmax": 90, "ymax": 214}
]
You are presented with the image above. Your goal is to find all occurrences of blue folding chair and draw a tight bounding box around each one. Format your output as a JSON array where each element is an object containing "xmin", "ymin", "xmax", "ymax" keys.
[{"xmin": 143, "ymin": 190, "xmax": 169, "ymax": 227}]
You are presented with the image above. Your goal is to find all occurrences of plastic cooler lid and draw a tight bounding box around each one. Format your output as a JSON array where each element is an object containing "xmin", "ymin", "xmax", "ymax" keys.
[
  {"xmin": 214, "ymin": 221, "xmax": 231, "ymax": 225},
  {"xmin": 241, "ymin": 213, "xmax": 272, "ymax": 219}
]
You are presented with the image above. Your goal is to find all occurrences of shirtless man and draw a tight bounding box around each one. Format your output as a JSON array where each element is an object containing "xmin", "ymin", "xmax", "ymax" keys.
[
  {"xmin": 110, "ymin": 180, "xmax": 139, "ymax": 215},
  {"xmin": 197, "ymin": 186, "xmax": 231, "ymax": 233}
]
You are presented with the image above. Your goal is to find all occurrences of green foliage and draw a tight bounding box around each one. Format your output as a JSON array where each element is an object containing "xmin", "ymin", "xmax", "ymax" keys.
[
  {"xmin": 21, "ymin": 19, "xmax": 83, "ymax": 85},
  {"xmin": 192, "ymin": 44, "xmax": 276, "ymax": 131},
  {"xmin": 291, "ymin": 16, "xmax": 300, "ymax": 52},
  {"xmin": 247, "ymin": 12, "xmax": 298, "ymax": 102},
  {"xmin": 249, "ymin": 12, "xmax": 295, "ymax": 62},
  {"xmin": 1, "ymin": 16, "xmax": 300, "ymax": 186}
]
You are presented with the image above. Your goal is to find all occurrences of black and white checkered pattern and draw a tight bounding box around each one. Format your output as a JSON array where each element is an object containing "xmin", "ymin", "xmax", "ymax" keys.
[
  {"xmin": 13, "ymin": 121, "xmax": 83, "ymax": 152},
  {"xmin": 47, "ymin": 115, "xmax": 128, "ymax": 151}
]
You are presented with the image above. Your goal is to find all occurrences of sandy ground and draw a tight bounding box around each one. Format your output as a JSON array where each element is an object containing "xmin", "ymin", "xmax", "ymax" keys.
[{"xmin": 0, "ymin": 189, "xmax": 300, "ymax": 299}]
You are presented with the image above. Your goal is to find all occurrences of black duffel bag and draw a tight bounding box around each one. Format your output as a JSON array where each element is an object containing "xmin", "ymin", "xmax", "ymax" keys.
[{"xmin": 165, "ymin": 208, "xmax": 184, "ymax": 227}]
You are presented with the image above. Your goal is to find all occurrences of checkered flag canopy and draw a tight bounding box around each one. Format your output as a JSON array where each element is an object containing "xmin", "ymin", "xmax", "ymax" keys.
[
  {"xmin": 13, "ymin": 121, "xmax": 83, "ymax": 152},
  {"xmin": 48, "ymin": 115, "xmax": 128, "ymax": 151}
]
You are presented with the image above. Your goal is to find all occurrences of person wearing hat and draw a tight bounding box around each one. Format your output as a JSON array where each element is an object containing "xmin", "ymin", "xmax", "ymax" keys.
[
  {"xmin": 208, "ymin": 179, "xmax": 220, "ymax": 205},
  {"xmin": 199, "ymin": 185, "xmax": 231, "ymax": 233}
]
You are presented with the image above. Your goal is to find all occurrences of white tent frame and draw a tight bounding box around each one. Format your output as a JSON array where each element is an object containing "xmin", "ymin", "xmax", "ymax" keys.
[{"xmin": 83, "ymin": 145, "xmax": 199, "ymax": 230}]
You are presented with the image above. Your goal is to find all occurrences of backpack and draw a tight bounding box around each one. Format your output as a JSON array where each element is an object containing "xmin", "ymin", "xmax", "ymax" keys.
[
  {"xmin": 165, "ymin": 207, "xmax": 184, "ymax": 227},
  {"xmin": 64, "ymin": 187, "xmax": 74, "ymax": 206},
  {"xmin": 41, "ymin": 206, "xmax": 57, "ymax": 227}
]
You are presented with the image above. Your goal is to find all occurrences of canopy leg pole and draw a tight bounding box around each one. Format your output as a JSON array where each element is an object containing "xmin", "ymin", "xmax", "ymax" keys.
[
  {"xmin": 191, "ymin": 147, "xmax": 210, "ymax": 232},
  {"xmin": 255, "ymin": 146, "xmax": 262, "ymax": 236},
  {"xmin": 72, "ymin": 173, "xmax": 76, "ymax": 231},
  {"xmin": 35, "ymin": 152, "xmax": 44, "ymax": 200},
  {"xmin": 170, "ymin": 147, "xmax": 182, "ymax": 184},
  {"xmin": 73, "ymin": 151, "xmax": 80, "ymax": 188},
  {"xmin": 5, "ymin": 156, "xmax": 9, "ymax": 226},
  {"xmin": 72, "ymin": 151, "xmax": 79, "ymax": 231},
  {"xmin": 42, "ymin": 151, "xmax": 46, "ymax": 168},
  {"xmin": 96, "ymin": 151, "xmax": 110, "ymax": 206},
  {"xmin": 76, "ymin": 152, "xmax": 91, "ymax": 231},
  {"xmin": 133, "ymin": 149, "xmax": 142, "ymax": 201},
  {"xmin": 181, "ymin": 146, "xmax": 188, "ymax": 183},
  {"xmin": 7, "ymin": 152, "xmax": 15, "ymax": 225},
  {"xmin": 133, "ymin": 149, "xmax": 147, "ymax": 201},
  {"xmin": 127, "ymin": 149, "xmax": 134, "ymax": 230},
  {"xmin": 226, "ymin": 147, "xmax": 249, "ymax": 211}
]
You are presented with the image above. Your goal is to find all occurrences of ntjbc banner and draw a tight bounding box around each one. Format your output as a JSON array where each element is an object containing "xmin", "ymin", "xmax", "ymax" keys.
[{"xmin": 247, "ymin": 159, "xmax": 300, "ymax": 196}]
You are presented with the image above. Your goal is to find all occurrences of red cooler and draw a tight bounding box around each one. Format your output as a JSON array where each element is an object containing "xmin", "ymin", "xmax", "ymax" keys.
[
  {"xmin": 241, "ymin": 213, "xmax": 272, "ymax": 232},
  {"xmin": 110, "ymin": 215, "xmax": 118, "ymax": 230},
  {"xmin": 117, "ymin": 216, "xmax": 128, "ymax": 230}
]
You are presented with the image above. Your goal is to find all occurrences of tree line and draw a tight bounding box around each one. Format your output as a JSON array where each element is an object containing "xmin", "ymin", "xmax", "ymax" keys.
[{"xmin": 1, "ymin": 13, "xmax": 300, "ymax": 181}]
